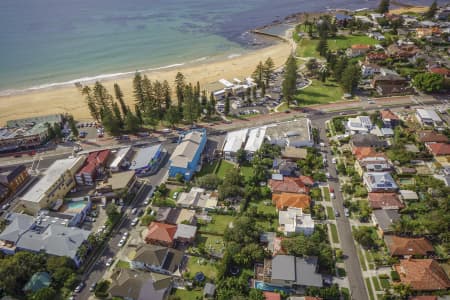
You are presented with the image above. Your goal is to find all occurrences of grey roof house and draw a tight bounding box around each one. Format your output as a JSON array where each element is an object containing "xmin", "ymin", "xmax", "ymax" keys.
[
  {"xmin": 264, "ymin": 255, "xmax": 323, "ymax": 288},
  {"xmin": 372, "ymin": 209, "xmax": 400, "ymax": 236},
  {"xmin": 363, "ymin": 172, "xmax": 398, "ymax": 192},
  {"xmin": 351, "ymin": 133, "xmax": 386, "ymax": 148},
  {"xmin": 130, "ymin": 244, "xmax": 183, "ymax": 275}
]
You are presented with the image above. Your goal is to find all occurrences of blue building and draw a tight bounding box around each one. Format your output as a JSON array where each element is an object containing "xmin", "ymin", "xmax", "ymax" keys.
[
  {"xmin": 130, "ymin": 144, "xmax": 164, "ymax": 176},
  {"xmin": 169, "ymin": 129, "xmax": 207, "ymax": 181}
]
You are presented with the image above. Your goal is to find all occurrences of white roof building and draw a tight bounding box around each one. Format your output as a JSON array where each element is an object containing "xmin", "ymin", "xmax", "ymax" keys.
[
  {"xmin": 265, "ymin": 119, "xmax": 313, "ymax": 148},
  {"xmin": 176, "ymin": 187, "xmax": 217, "ymax": 210},
  {"xmin": 346, "ymin": 116, "xmax": 373, "ymax": 134},
  {"xmin": 109, "ymin": 146, "xmax": 132, "ymax": 172},
  {"xmin": 416, "ymin": 109, "xmax": 443, "ymax": 127},
  {"xmin": 279, "ymin": 207, "xmax": 314, "ymax": 236},
  {"xmin": 244, "ymin": 127, "xmax": 266, "ymax": 158},
  {"xmin": 223, "ymin": 129, "xmax": 249, "ymax": 161}
]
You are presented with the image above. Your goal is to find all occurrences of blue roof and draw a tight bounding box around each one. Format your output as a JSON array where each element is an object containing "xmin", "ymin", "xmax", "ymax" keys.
[{"xmin": 335, "ymin": 14, "xmax": 353, "ymax": 20}]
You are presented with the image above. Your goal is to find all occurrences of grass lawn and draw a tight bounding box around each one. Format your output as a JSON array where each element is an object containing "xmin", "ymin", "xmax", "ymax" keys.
[
  {"xmin": 201, "ymin": 234, "xmax": 225, "ymax": 254},
  {"xmin": 250, "ymin": 200, "xmax": 277, "ymax": 215},
  {"xmin": 365, "ymin": 277, "xmax": 376, "ymax": 300},
  {"xmin": 372, "ymin": 276, "xmax": 382, "ymax": 292},
  {"xmin": 323, "ymin": 187, "xmax": 331, "ymax": 202},
  {"xmin": 341, "ymin": 287, "xmax": 350, "ymax": 300},
  {"xmin": 296, "ymin": 79, "xmax": 344, "ymax": 105},
  {"xmin": 240, "ymin": 165, "xmax": 253, "ymax": 180},
  {"xmin": 328, "ymin": 35, "xmax": 378, "ymax": 51},
  {"xmin": 358, "ymin": 248, "xmax": 368, "ymax": 271},
  {"xmin": 197, "ymin": 160, "xmax": 219, "ymax": 177},
  {"xmin": 215, "ymin": 160, "xmax": 235, "ymax": 179},
  {"xmin": 329, "ymin": 223, "xmax": 339, "ymax": 243},
  {"xmin": 172, "ymin": 289, "xmax": 203, "ymax": 300},
  {"xmin": 186, "ymin": 256, "xmax": 217, "ymax": 279},
  {"xmin": 115, "ymin": 260, "xmax": 130, "ymax": 269},
  {"xmin": 199, "ymin": 214, "xmax": 235, "ymax": 235},
  {"xmin": 297, "ymin": 38, "xmax": 320, "ymax": 58},
  {"xmin": 276, "ymin": 102, "xmax": 289, "ymax": 112},
  {"xmin": 379, "ymin": 276, "xmax": 390, "ymax": 289},
  {"xmin": 326, "ymin": 206, "xmax": 335, "ymax": 220},
  {"xmin": 169, "ymin": 187, "xmax": 184, "ymax": 199}
]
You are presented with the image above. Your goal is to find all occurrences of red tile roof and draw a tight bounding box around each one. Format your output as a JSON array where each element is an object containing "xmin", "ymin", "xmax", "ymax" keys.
[
  {"xmin": 409, "ymin": 296, "xmax": 438, "ymax": 300},
  {"xmin": 386, "ymin": 236, "xmax": 434, "ymax": 256},
  {"xmin": 299, "ymin": 175, "xmax": 314, "ymax": 186},
  {"xmin": 429, "ymin": 67, "xmax": 450, "ymax": 76},
  {"xmin": 77, "ymin": 149, "xmax": 111, "ymax": 175},
  {"xmin": 263, "ymin": 291, "xmax": 281, "ymax": 300},
  {"xmin": 418, "ymin": 131, "xmax": 449, "ymax": 143},
  {"xmin": 145, "ymin": 222, "xmax": 177, "ymax": 244},
  {"xmin": 395, "ymin": 259, "xmax": 450, "ymax": 291},
  {"xmin": 380, "ymin": 109, "xmax": 400, "ymax": 121},
  {"xmin": 269, "ymin": 176, "xmax": 309, "ymax": 194},
  {"xmin": 272, "ymin": 193, "xmax": 311, "ymax": 210},
  {"xmin": 366, "ymin": 52, "xmax": 388, "ymax": 61},
  {"xmin": 426, "ymin": 143, "xmax": 450, "ymax": 156},
  {"xmin": 353, "ymin": 147, "xmax": 387, "ymax": 161},
  {"xmin": 352, "ymin": 44, "xmax": 371, "ymax": 50},
  {"xmin": 368, "ymin": 193, "xmax": 404, "ymax": 209}
]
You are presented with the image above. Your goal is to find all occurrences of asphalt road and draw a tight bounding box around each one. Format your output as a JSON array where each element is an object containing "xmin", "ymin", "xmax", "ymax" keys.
[{"xmin": 312, "ymin": 118, "xmax": 368, "ymax": 300}]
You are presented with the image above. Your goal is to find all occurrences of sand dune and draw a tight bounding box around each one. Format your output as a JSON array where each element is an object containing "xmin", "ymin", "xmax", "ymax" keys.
[{"xmin": 0, "ymin": 41, "xmax": 291, "ymax": 124}]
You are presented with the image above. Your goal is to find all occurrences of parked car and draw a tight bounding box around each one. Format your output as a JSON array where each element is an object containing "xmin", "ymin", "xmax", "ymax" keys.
[
  {"xmin": 74, "ymin": 282, "xmax": 85, "ymax": 293},
  {"xmin": 89, "ymin": 282, "xmax": 97, "ymax": 292},
  {"xmin": 344, "ymin": 208, "xmax": 350, "ymax": 217},
  {"xmin": 173, "ymin": 192, "xmax": 179, "ymax": 199},
  {"xmin": 131, "ymin": 217, "xmax": 139, "ymax": 226},
  {"xmin": 131, "ymin": 208, "xmax": 138, "ymax": 215},
  {"xmin": 106, "ymin": 257, "xmax": 114, "ymax": 267},
  {"xmin": 117, "ymin": 239, "xmax": 125, "ymax": 247},
  {"xmin": 331, "ymin": 158, "xmax": 337, "ymax": 164},
  {"xmin": 334, "ymin": 209, "xmax": 340, "ymax": 217}
]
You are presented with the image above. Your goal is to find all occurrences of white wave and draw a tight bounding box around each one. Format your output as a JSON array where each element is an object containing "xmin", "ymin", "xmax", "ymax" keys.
[{"xmin": 227, "ymin": 53, "xmax": 241, "ymax": 59}]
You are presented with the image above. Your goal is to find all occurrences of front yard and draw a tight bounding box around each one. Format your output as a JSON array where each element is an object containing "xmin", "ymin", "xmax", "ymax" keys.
[{"xmin": 296, "ymin": 79, "xmax": 344, "ymax": 105}]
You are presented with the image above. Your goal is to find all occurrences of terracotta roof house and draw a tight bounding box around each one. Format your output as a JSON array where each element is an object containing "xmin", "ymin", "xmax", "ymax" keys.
[
  {"xmin": 269, "ymin": 176, "xmax": 309, "ymax": 194},
  {"xmin": 426, "ymin": 143, "xmax": 450, "ymax": 156},
  {"xmin": 385, "ymin": 236, "xmax": 434, "ymax": 257},
  {"xmin": 394, "ymin": 259, "xmax": 450, "ymax": 291},
  {"xmin": 353, "ymin": 147, "xmax": 377, "ymax": 160},
  {"xmin": 418, "ymin": 131, "xmax": 449, "ymax": 143},
  {"xmin": 299, "ymin": 176, "xmax": 314, "ymax": 186},
  {"xmin": 145, "ymin": 222, "xmax": 177, "ymax": 247},
  {"xmin": 346, "ymin": 44, "xmax": 372, "ymax": 57},
  {"xmin": 272, "ymin": 193, "xmax": 311, "ymax": 211},
  {"xmin": 366, "ymin": 52, "xmax": 388, "ymax": 63},
  {"xmin": 368, "ymin": 193, "xmax": 404, "ymax": 209},
  {"xmin": 263, "ymin": 291, "xmax": 281, "ymax": 300},
  {"xmin": 387, "ymin": 44, "xmax": 420, "ymax": 58},
  {"xmin": 380, "ymin": 109, "xmax": 400, "ymax": 127},
  {"xmin": 408, "ymin": 296, "xmax": 437, "ymax": 300},
  {"xmin": 429, "ymin": 67, "xmax": 450, "ymax": 78}
]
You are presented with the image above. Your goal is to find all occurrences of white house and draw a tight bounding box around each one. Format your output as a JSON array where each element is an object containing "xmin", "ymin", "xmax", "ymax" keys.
[
  {"xmin": 279, "ymin": 207, "xmax": 314, "ymax": 236},
  {"xmin": 361, "ymin": 62, "xmax": 381, "ymax": 77},
  {"xmin": 416, "ymin": 109, "xmax": 443, "ymax": 127},
  {"xmin": 223, "ymin": 129, "xmax": 248, "ymax": 161},
  {"xmin": 244, "ymin": 127, "xmax": 266, "ymax": 160},
  {"xmin": 346, "ymin": 116, "xmax": 373, "ymax": 134}
]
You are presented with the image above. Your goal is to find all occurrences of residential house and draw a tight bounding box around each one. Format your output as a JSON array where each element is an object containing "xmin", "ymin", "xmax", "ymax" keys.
[
  {"xmin": 366, "ymin": 52, "xmax": 388, "ymax": 63},
  {"xmin": 372, "ymin": 209, "xmax": 400, "ymax": 236},
  {"xmin": 19, "ymin": 156, "xmax": 86, "ymax": 214},
  {"xmin": 363, "ymin": 172, "xmax": 398, "ymax": 192},
  {"xmin": 371, "ymin": 74, "xmax": 411, "ymax": 96},
  {"xmin": 346, "ymin": 116, "xmax": 373, "ymax": 134},
  {"xmin": 346, "ymin": 44, "xmax": 372, "ymax": 58},
  {"xmin": 145, "ymin": 222, "xmax": 177, "ymax": 247},
  {"xmin": 399, "ymin": 190, "xmax": 419, "ymax": 202},
  {"xmin": 351, "ymin": 134, "xmax": 386, "ymax": 149},
  {"xmin": 387, "ymin": 44, "xmax": 420, "ymax": 59},
  {"xmin": 278, "ymin": 207, "xmax": 314, "ymax": 236},
  {"xmin": 0, "ymin": 165, "xmax": 29, "ymax": 201},
  {"xmin": 368, "ymin": 193, "xmax": 404, "ymax": 210},
  {"xmin": 334, "ymin": 14, "xmax": 352, "ymax": 27},
  {"xmin": 368, "ymin": 32, "xmax": 385, "ymax": 41},
  {"xmin": 0, "ymin": 213, "xmax": 90, "ymax": 267},
  {"xmin": 417, "ymin": 131, "xmax": 449, "ymax": 143},
  {"xmin": 409, "ymin": 296, "xmax": 437, "ymax": 300},
  {"xmin": 109, "ymin": 269, "xmax": 172, "ymax": 300},
  {"xmin": 429, "ymin": 67, "xmax": 450, "ymax": 78},
  {"xmin": 176, "ymin": 187, "xmax": 218, "ymax": 210},
  {"xmin": 263, "ymin": 255, "xmax": 323, "ymax": 288},
  {"xmin": 426, "ymin": 143, "xmax": 450, "ymax": 157},
  {"xmin": 416, "ymin": 28, "xmax": 435, "ymax": 38},
  {"xmin": 356, "ymin": 154, "xmax": 392, "ymax": 175},
  {"xmin": 380, "ymin": 109, "xmax": 400, "ymax": 128},
  {"xmin": 394, "ymin": 259, "xmax": 450, "ymax": 291},
  {"xmin": 168, "ymin": 129, "xmax": 207, "ymax": 181},
  {"xmin": 265, "ymin": 119, "xmax": 313, "ymax": 148},
  {"xmin": 360, "ymin": 62, "xmax": 381, "ymax": 78},
  {"xmin": 244, "ymin": 127, "xmax": 267, "ymax": 160},
  {"xmin": 75, "ymin": 149, "xmax": 110, "ymax": 185},
  {"xmin": 269, "ymin": 176, "xmax": 310, "ymax": 194},
  {"xmin": 263, "ymin": 291, "xmax": 281, "ymax": 300},
  {"xmin": 273, "ymin": 159, "xmax": 298, "ymax": 176},
  {"xmin": 384, "ymin": 236, "xmax": 434, "ymax": 257},
  {"xmin": 416, "ymin": 109, "xmax": 444, "ymax": 127},
  {"xmin": 23, "ymin": 272, "xmax": 51, "ymax": 293},
  {"xmin": 130, "ymin": 144, "xmax": 164, "ymax": 176},
  {"xmin": 223, "ymin": 129, "xmax": 248, "ymax": 161},
  {"xmin": 173, "ymin": 224, "xmax": 197, "ymax": 245},
  {"xmin": 130, "ymin": 244, "xmax": 183, "ymax": 275},
  {"xmin": 272, "ymin": 193, "xmax": 311, "ymax": 211},
  {"xmin": 155, "ymin": 207, "xmax": 196, "ymax": 225}
]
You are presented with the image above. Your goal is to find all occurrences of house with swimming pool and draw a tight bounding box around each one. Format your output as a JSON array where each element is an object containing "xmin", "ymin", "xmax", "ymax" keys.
[{"xmin": 168, "ymin": 129, "xmax": 207, "ymax": 181}]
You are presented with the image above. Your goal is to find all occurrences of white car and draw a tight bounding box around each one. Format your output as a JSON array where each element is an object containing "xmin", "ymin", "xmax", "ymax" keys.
[
  {"xmin": 330, "ymin": 193, "xmax": 336, "ymax": 199},
  {"xmin": 172, "ymin": 192, "xmax": 179, "ymax": 199},
  {"xmin": 143, "ymin": 199, "xmax": 150, "ymax": 205},
  {"xmin": 118, "ymin": 239, "xmax": 125, "ymax": 247},
  {"xmin": 131, "ymin": 217, "xmax": 139, "ymax": 226},
  {"xmin": 106, "ymin": 257, "xmax": 114, "ymax": 267},
  {"xmin": 331, "ymin": 158, "xmax": 337, "ymax": 164},
  {"xmin": 122, "ymin": 232, "xmax": 129, "ymax": 238}
]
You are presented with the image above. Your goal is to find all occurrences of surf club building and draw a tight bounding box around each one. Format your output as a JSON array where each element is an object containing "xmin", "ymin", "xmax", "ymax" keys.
[{"xmin": 169, "ymin": 129, "xmax": 207, "ymax": 181}]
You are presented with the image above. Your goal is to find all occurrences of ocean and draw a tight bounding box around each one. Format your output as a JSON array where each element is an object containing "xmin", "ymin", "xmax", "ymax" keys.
[{"xmin": 0, "ymin": 0, "xmax": 434, "ymax": 94}]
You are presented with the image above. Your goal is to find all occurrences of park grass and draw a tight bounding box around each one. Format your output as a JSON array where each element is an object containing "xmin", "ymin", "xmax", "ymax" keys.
[
  {"xmin": 172, "ymin": 288, "xmax": 203, "ymax": 300},
  {"xmin": 197, "ymin": 160, "xmax": 219, "ymax": 177},
  {"xmin": 365, "ymin": 277, "xmax": 376, "ymax": 300},
  {"xmin": 186, "ymin": 256, "xmax": 217, "ymax": 280},
  {"xmin": 329, "ymin": 223, "xmax": 339, "ymax": 243},
  {"xmin": 199, "ymin": 214, "xmax": 235, "ymax": 235},
  {"xmin": 379, "ymin": 276, "xmax": 390, "ymax": 289},
  {"xmin": 297, "ymin": 38, "xmax": 320, "ymax": 58},
  {"xmin": 358, "ymin": 248, "xmax": 368, "ymax": 271},
  {"xmin": 295, "ymin": 79, "xmax": 344, "ymax": 105},
  {"xmin": 326, "ymin": 206, "xmax": 335, "ymax": 220},
  {"xmin": 328, "ymin": 34, "xmax": 378, "ymax": 51},
  {"xmin": 323, "ymin": 187, "xmax": 331, "ymax": 202},
  {"xmin": 216, "ymin": 160, "xmax": 235, "ymax": 179},
  {"xmin": 115, "ymin": 260, "xmax": 130, "ymax": 269},
  {"xmin": 372, "ymin": 276, "xmax": 382, "ymax": 292}
]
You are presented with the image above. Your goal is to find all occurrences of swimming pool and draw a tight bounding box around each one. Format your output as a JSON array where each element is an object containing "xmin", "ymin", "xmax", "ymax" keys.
[
  {"xmin": 254, "ymin": 281, "xmax": 292, "ymax": 294},
  {"xmin": 66, "ymin": 201, "xmax": 88, "ymax": 211}
]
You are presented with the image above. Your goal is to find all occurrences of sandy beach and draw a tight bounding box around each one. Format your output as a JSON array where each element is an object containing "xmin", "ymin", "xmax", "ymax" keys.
[
  {"xmin": 0, "ymin": 39, "xmax": 291, "ymax": 124},
  {"xmin": 389, "ymin": 6, "xmax": 428, "ymax": 14}
]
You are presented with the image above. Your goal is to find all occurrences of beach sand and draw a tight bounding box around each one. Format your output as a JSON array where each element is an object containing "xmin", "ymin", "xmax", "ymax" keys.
[
  {"xmin": 0, "ymin": 40, "xmax": 291, "ymax": 124},
  {"xmin": 389, "ymin": 6, "xmax": 428, "ymax": 14}
]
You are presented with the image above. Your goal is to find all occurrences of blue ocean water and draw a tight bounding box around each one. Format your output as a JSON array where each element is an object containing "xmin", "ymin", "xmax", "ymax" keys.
[{"xmin": 0, "ymin": 0, "xmax": 434, "ymax": 93}]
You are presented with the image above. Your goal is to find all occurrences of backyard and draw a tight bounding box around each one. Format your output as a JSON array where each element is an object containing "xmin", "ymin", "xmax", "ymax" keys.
[
  {"xmin": 198, "ymin": 214, "xmax": 236, "ymax": 235},
  {"xmin": 186, "ymin": 256, "xmax": 218, "ymax": 280},
  {"xmin": 171, "ymin": 288, "xmax": 203, "ymax": 300},
  {"xmin": 215, "ymin": 160, "xmax": 235, "ymax": 179}
]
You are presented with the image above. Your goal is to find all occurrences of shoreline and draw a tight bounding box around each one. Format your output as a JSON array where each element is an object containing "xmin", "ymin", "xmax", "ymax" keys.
[{"xmin": 0, "ymin": 38, "xmax": 292, "ymax": 124}]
